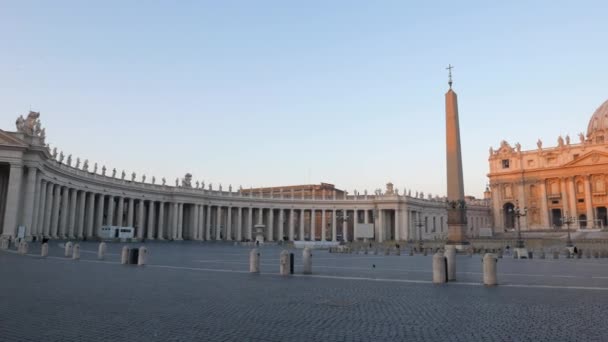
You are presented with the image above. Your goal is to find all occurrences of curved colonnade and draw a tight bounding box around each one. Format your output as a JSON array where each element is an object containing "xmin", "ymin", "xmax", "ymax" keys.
[{"xmin": 0, "ymin": 114, "xmax": 492, "ymax": 242}]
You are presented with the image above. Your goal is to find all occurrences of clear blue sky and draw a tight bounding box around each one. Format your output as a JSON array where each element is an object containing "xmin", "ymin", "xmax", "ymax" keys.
[{"xmin": 1, "ymin": 1, "xmax": 606, "ymax": 197}]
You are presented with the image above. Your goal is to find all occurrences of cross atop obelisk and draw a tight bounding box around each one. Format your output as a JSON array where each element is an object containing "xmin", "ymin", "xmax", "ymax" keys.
[
  {"xmin": 445, "ymin": 64, "xmax": 467, "ymax": 245},
  {"xmin": 446, "ymin": 64, "xmax": 454, "ymax": 89}
]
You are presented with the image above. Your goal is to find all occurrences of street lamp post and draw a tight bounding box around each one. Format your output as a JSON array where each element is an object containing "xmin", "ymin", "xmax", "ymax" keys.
[
  {"xmin": 509, "ymin": 201, "xmax": 528, "ymax": 249},
  {"xmin": 561, "ymin": 213, "xmax": 576, "ymax": 247}
]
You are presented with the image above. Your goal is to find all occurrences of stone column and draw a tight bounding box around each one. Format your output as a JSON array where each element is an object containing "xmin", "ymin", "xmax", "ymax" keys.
[
  {"xmin": 198, "ymin": 204, "xmax": 205, "ymax": 240},
  {"xmin": 1, "ymin": 164, "xmax": 23, "ymax": 238},
  {"xmin": 106, "ymin": 195, "xmax": 115, "ymax": 227},
  {"xmin": 539, "ymin": 180, "xmax": 549, "ymax": 228},
  {"xmin": 68, "ymin": 188, "xmax": 77, "ymax": 238},
  {"xmin": 127, "ymin": 198, "xmax": 134, "ymax": 227},
  {"xmin": 137, "ymin": 200, "xmax": 145, "ymax": 239},
  {"xmin": 85, "ymin": 192, "xmax": 95, "ymax": 238},
  {"xmin": 116, "ymin": 197, "xmax": 124, "ymax": 227},
  {"xmin": 50, "ymin": 184, "xmax": 61, "ymax": 238},
  {"xmin": 560, "ymin": 178, "xmax": 569, "ymax": 218},
  {"xmin": 321, "ymin": 209, "xmax": 326, "ymax": 241},
  {"xmin": 278, "ymin": 209, "xmax": 284, "ymax": 241},
  {"xmin": 192, "ymin": 204, "xmax": 200, "ymax": 240},
  {"xmin": 395, "ymin": 208, "xmax": 401, "ymax": 241},
  {"xmin": 378, "ymin": 209, "xmax": 383, "ymax": 242},
  {"xmin": 76, "ymin": 191, "xmax": 86, "ymax": 238},
  {"xmin": 59, "ymin": 186, "xmax": 70, "ymax": 238},
  {"xmin": 147, "ymin": 201, "xmax": 155, "ymax": 239},
  {"xmin": 517, "ymin": 182, "xmax": 527, "ymax": 229},
  {"xmin": 310, "ymin": 209, "xmax": 315, "ymax": 241},
  {"xmin": 342, "ymin": 209, "xmax": 348, "ymax": 242},
  {"xmin": 237, "ymin": 207, "xmax": 243, "ymax": 241},
  {"xmin": 364, "ymin": 209, "xmax": 369, "ymax": 224},
  {"xmin": 226, "ymin": 206, "xmax": 232, "ymax": 240},
  {"xmin": 289, "ymin": 208, "xmax": 295, "ymax": 241},
  {"xmin": 216, "ymin": 206, "xmax": 222, "ymax": 240},
  {"xmin": 353, "ymin": 209, "xmax": 358, "ymax": 240},
  {"xmin": 206, "ymin": 205, "xmax": 212, "ymax": 240},
  {"xmin": 177, "ymin": 203, "xmax": 183, "ymax": 240},
  {"xmin": 568, "ymin": 177, "xmax": 578, "ymax": 229},
  {"xmin": 584, "ymin": 175, "xmax": 594, "ymax": 228},
  {"xmin": 33, "ymin": 179, "xmax": 46, "ymax": 237},
  {"xmin": 21, "ymin": 166, "xmax": 37, "ymax": 237},
  {"xmin": 247, "ymin": 206, "xmax": 253, "ymax": 240},
  {"xmin": 158, "ymin": 202, "xmax": 165, "ymax": 239},
  {"xmin": 268, "ymin": 208, "xmax": 274, "ymax": 241},
  {"xmin": 299, "ymin": 209, "xmax": 305, "ymax": 241},
  {"xmin": 32, "ymin": 177, "xmax": 44, "ymax": 236},
  {"xmin": 95, "ymin": 194, "xmax": 105, "ymax": 237},
  {"xmin": 332, "ymin": 209, "xmax": 337, "ymax": 242},
  {"xmin": 42, "ymin": 182, "xmax": 54, "ymax": 236}
]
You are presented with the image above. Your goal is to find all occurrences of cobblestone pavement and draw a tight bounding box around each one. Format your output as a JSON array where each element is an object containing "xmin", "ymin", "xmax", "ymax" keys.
[{"xmin": 1, "ymin": 241, "xmax": 608, "ymax": 341}]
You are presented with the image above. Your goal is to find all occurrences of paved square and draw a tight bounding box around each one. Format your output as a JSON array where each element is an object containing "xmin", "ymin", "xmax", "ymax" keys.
[{"xmin": 1, "ymin": 241, "xmax": 608, "ymax": 341}]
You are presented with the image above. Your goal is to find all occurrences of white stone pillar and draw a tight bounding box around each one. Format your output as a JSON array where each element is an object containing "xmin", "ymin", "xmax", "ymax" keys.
[
  {"xmin": 30, "ymin": 176, "xmax": 42, "ymax": 237},
  {"xmin": 206, "ymin": 205, "xmax": 212, "ymax": 240},
  {"xmin": 42, "ymin": 182, "xmax": 54, "ymax": 236},
  {"xmin": 247, "ymin": 206, "xmax": 253, "ymax": 240},
  {"xmin": 158, "ymin": 202, "xmax": 165, "ymax": 239},
  {"xmin": 147, "ymin": 201, "xmax": 155, "ymax": 239},
  {"xmin": 321, "ymin": 209, "xmax": 326, "ymax": 241},
  {"xmin": 106, "ymin": 195, "xmax": 115, "ymax": 227},
  {"xmin": 517, "ymin": 182, "xmax": 527, "ymax": 229},
  {"xmin": 85, "ymin": 192, "xmax": 95, "ymax": 238},
  {"xmin": 76, "ymin": 191, "xmax": 86, "ymax": 238},
  {"xmin": 137, "ymin": 199, "xmax": 145, "ymax": 239},
  {"xmin": 310, "ymin": 209, "xmax": 315, "ymax": 241},
  {"xmin": 192, "ymin": 204, "xmax": 200, "ymax": 240},
  {"xmin": 289, "ymin": 209, "xmax": 295, "ymax": 241},
  {"xmin": 68, "ymin": 188, "xmax": 77, "ymax": 238},
  {"xmin": 1, "ymin": 164, "xmax": 23, "ymax": 238},
  {"xmin": 236, "ymin": 207, "xmax": 243, "ymax": 241},
  {"xmin": 539, "ymin": 180, "xmax": 549, "ymax": 228},
  {"xmin": 127, "ymin": 198, "xmax": 134, "ymax": 227},
  {"xmin": 584, "ymin": 175, "xmax": 594, "ymax": 228},
  {"xmin": 278, "ymin": 209, "xmax": 284, "ymax": 241},
  {"xmin": 268, "ymin": 208, "xmax": 274, "ymax": 241},
  {"xmin": 395, "ymin": 208, "xmax": 401, "ymax": 241},
  {"xmin": 560, "ymin": 178, "xmax": 569, "ymax": 219},
  {"xmin": 353, "ymin": 209, "xmax": 358, "ymax": 240},
  {"xmin": 116, "ymin": 197, "xmax": 124, "ymax": 227},
  {"xmin": 50, "ymin": 184, "xmax": 61, "ymax": 238},
  {"xmin": 378, "ymin": 209, "xmax": 384, "ymax": 242},
  {"xmin": 342, "ymin": 209, "xmax": 348, "ymax": 242},
  {"xmin": 22, "ymin": 166, "xmax": 37, "ymax": 237},
  {"xmin": 568, "ymin": 177, "xmax": 579, "ymax": 229},
  {"xmin": 95, "ymin": 194, "xmax": 105, "ymax": 237},
  {"xmin": 332, "ymin": 209, "xmax": 337, "ymax": 242},
  {"xmin": 216, "ymin": 206, "xmax": 222, "ymax": 240},
  {"xmin": 299, "ymin": 209, "xmax": 305, "ymax": 241},
  {"xmin": 34, "ymin": 179, "xmax": 47, "ymax": 237},
  {"xmin": 59, "ymin": 186, "xmax": 70, "ymax": 238},
  {"xmin": 226, "ymin": 206, "xmax": 232, "ymax": 240},
  {"xmin": 177, "ymin": 203, "xmax": 183, "ymax": 240},
  {"xmin": 364, "ymin": 209, "xmax": 369, "ymax": 224}
]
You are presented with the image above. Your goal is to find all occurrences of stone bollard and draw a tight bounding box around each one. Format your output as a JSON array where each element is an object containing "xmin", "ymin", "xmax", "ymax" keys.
[
  {"xmin": 445, "ymin": 245, "xmax": 456, "ymax": 281},
  {"xmin": 41, "ymin": 243, "xmax": 49, "ymax": 257},
  {"xmin": 19, "ymin": 241, "xmax": 29, "ymax": 254},
  {"xmin": 98, "ymin": 242, "xmax": 107, "ymax": 260},
  {"xmin": 249, "ymin": 248, "xmax": 260, "ymax": 273},
  {"xmin": 64, "ymin": 241, "xmax": 73, "ymax": 257},
  {"xmin": 279, "ymin": 250, "xmax": 290, "ymax": 276},
  {"xmin": 138, "ymin": 246, "xmax": 147, "ymax": 265},
  {"xmin": 72, "ymin": 244, "xmax": 80, "ymax": 260},
  {"xmin": 553, "ymin": 250, "xmax": 559, "ymax": 259},
  {"xmin": 432, "ymin": 252, "xmax": 447, "ymax": 284},
  {"xmin": 302, "ymin": 247, "xmax": 312, "ymax": 274},
  {"xmin": 121, "ymin": 246, "xmax": 129, "ymax": 264},
  {"xmin": 483, "ymin": 253, "xmax": 498, "ymax": 286}
]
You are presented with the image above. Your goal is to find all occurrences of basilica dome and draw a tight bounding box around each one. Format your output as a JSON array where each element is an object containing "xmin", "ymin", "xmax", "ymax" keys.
[{"xmin": 587, "ymin": 99, "xmax": 608, "ymax": 139}]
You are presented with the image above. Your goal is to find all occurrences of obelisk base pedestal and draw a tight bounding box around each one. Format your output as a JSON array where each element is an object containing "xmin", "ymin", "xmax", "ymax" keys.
[{"xmin": 446, "ymin": 224, "xmax": 469, "ymax": 251}]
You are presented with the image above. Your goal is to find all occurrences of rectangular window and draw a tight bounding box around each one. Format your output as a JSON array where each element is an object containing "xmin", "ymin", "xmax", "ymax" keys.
[
  {"xmin": 578, "ymin": 199, "xmax": 584, "ymax": 203},
  {"xmin": 551, "ymin": 200, "xmax": 559, "ymax": 204},
  {"xmin": 573, "ymin": 154, "xmax": 579, "ymax": 160},
  {"xmin": 527, "ymin": 159, "xmax": 534, "ymax": 167},
  {"xmin": 502, "ymin": 159, "xmax": 510, "ymax": 169}
]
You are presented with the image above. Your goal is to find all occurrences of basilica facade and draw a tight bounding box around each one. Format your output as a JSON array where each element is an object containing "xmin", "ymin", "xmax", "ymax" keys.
[
  {"xmin": 0, "ymin": 112, "xmax": 491, "ymax": 243},
  {"xmin": 488, "ymin": 99, "xmax": 608, "ymax": 231}
]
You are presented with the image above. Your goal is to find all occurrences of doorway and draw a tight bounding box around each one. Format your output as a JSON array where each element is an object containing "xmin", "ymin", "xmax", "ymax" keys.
[
  {"xmin": 503, "ymin": 203, "xmax": 515, "ymax": 229},
  {"xmin": 551, "ymin": 209, "xmax": 562, "ymax": 228}
]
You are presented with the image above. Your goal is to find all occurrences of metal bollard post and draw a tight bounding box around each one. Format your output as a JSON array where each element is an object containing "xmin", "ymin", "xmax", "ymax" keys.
[
  {"xmin": 289, "ymin": 253, "xmax": 295, "ymax": 274},
  {"xmin": 483, "ymin": 253, "xmax": 498, "ymax": 286},
  {"xmin": 249, "ymin": 248, "xmax": 260, "ymax": 273},
  {"xmin": 432, "ymin": 252, "xmax": 447, "ymax": 284},
  {"xmin": 302, "ymin": 247, "xmax": 312, "ymax": 274},
  {"xmin": 72, "ymin": 244, "xmax": 80, "ymax": 260},
  {"xmin": 19, "ymin": 241, "xmax": 29, "ymax": 254},
  {"xmin": 41, "ymin": 242, "xmax": 49, "ymax": 257},
  {"xmin": 445, "ymin": 245, "xmax": 456, "ymax": 281},
  {"xmin": 64, "ymin": 241, "xmax": 73, "ymax": 257},
  {"xmin": 98, "ymin": 242, "xmax": 106, "ymax": 260},
  {"xmin": 280, "ymin": 250, "xmax": 290, "ymax": 276},
  {"xmin": 121, "ymin": 246, "xmax": 129, "ymax": 264},
  {"xmin": 138, "ymin": 246, "xmax": 147, "ymax": 265}
]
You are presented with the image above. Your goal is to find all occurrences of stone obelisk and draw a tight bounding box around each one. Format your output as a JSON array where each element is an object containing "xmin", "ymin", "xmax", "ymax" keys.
[{"xmin": 445, "ymin": 65, "xmax": 467, "ymax": 245}]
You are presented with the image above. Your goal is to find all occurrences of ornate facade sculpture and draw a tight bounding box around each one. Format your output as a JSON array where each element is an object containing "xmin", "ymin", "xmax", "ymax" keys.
[
  {"xmin": 67, "ymin": 154, "xmax": 72, "ymax": 166},
  {"xmin": 565, "ymin": 135, "xmax": 570, "ymax": 145},
  {"xmin": 209, "ymin": 183, "xmax": 213, "ymax": 191},
  {"xmin": 75, "ymin": 158, "xmax": 81, "ymax": 169},
  {"xmin": 83, "ymin": 160, "xmax": 89, "ymax": 171},
  {"xmin": 58, "ymin": 151, "xmax": 64, "ymax": 163},
  {"xmin": 515, "ymin": 142, "xmax": 521, "ymax": 153},
  {"xmin": 15, "ymin": 111, "xmax": 43, "ymax": 137},
  {"xmin": 131, "ymin": 172, "xmax": 136, "ymax": 182},
  {"xmin": 195, "ymin": 181, "xmax": 200, "ymax": 188},
  {"xmin": 175, "ymin": 178, "xmax": 179, "ymax": 187},
  {"xmin": 182, "ymin": 173, "xmax": 192, "ymax": 188},
  {"xmin": 219, "ymin": 184, "xmax": 223, "ymax": 192},
  {"xmin": 93, "ymin": 163, "xmax": 98, "ymax": 173},
  {"xmin": 152, "ymin": 176, "xmax": 156, "ymax": 184},
  {"xmin": 558, "ymin": 135, "xmax": 564, "ymax": 147},
  {"xmin": 52, "ymin": 147, "xmax": 58, "ymax": 158},
  {"xmin": 229, "ymin": 185, "xmax": 232, "ymax": 192},
  {"xmin": 537, "ymin": 139, "xmax": 543, "ymax": 150},
  {"xmin": 162, "ymin": 177, "xmax": 166, "ymax": 185},
  {"xmin": 579, "ymin": 132, "xmax": 585, "ymax": 144},
  {"xmin": 121, "ymin": 170, "xmax": 126, "ymax": 180},
  {"xmin": 142, "ymin": 175, "xmax": 146, "ymax": 183},
  {"xmin": 102, "ymin": 165, "xmax": 106, "ymax": 176},
  {"xmin": 112, "ymin": 168, "xmax": 116, "ymax": 178}
]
